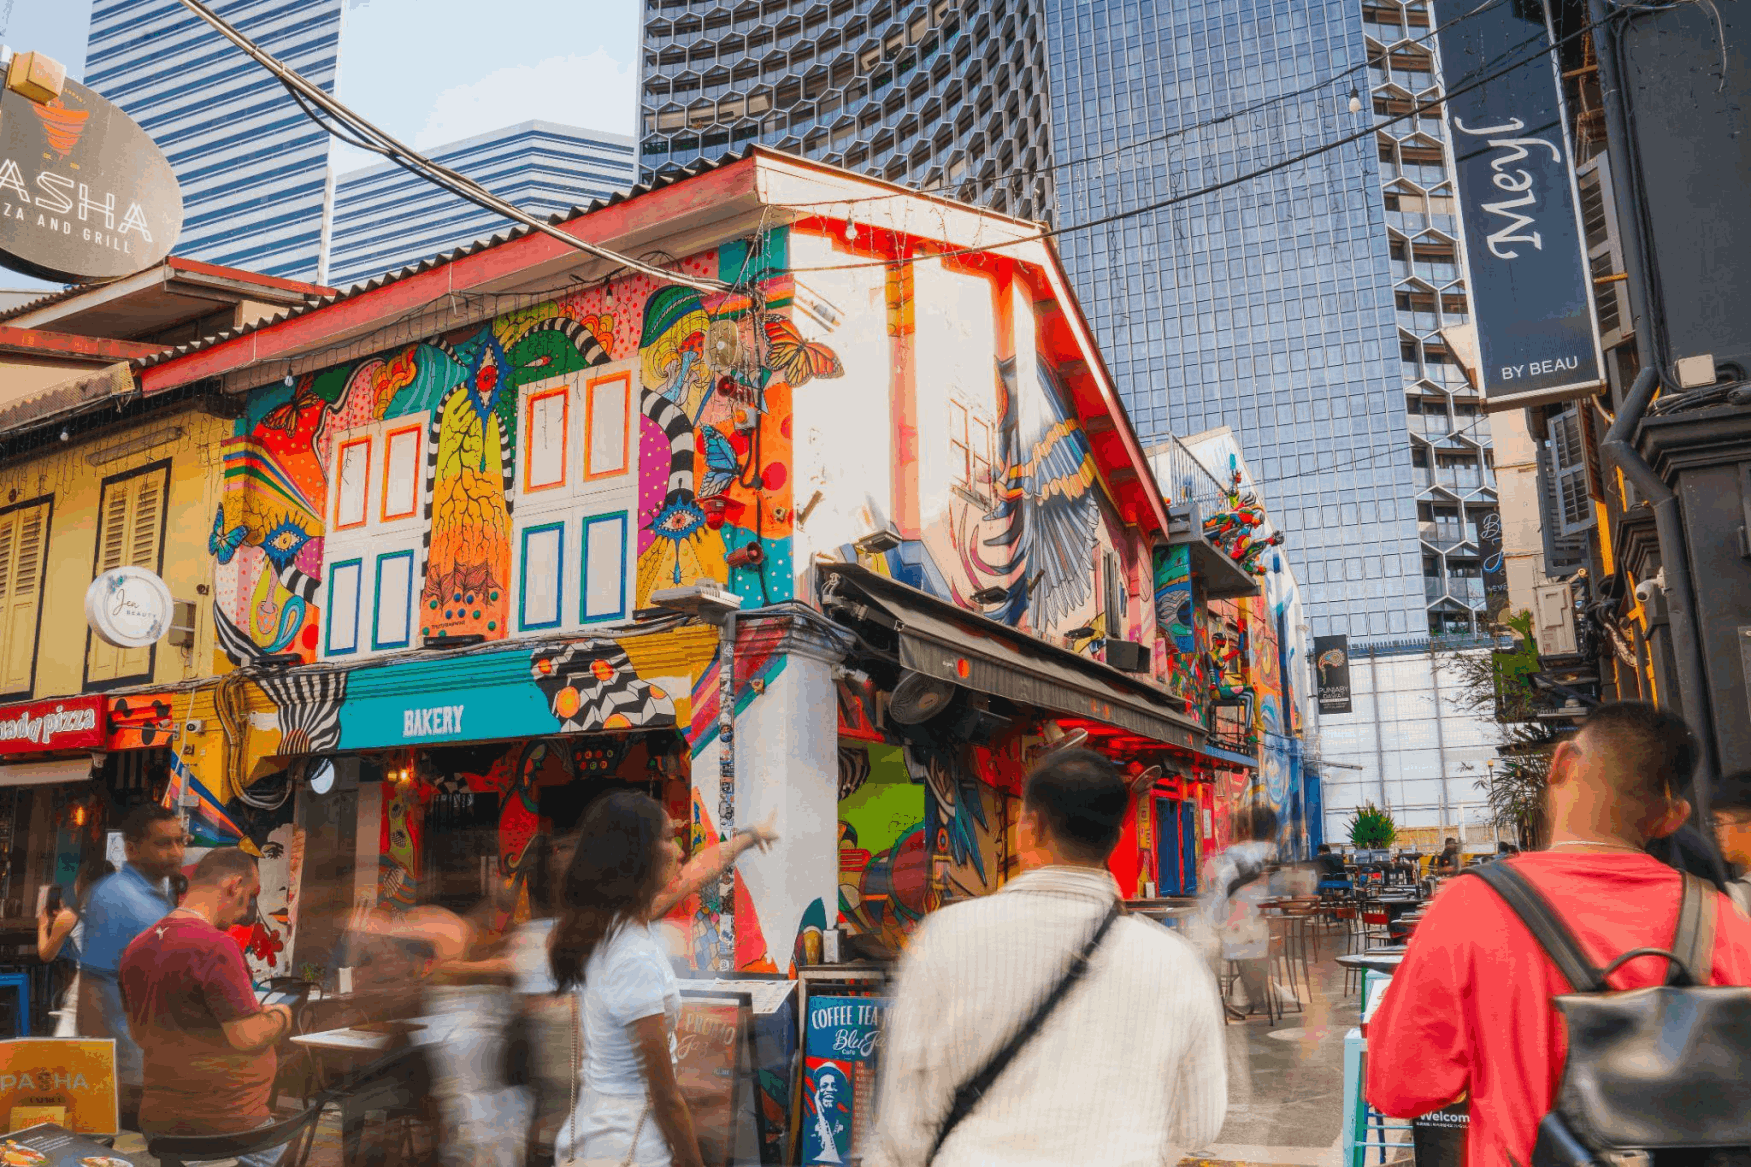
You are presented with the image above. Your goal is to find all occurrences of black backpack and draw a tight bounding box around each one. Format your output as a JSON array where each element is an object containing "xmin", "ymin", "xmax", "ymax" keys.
[{"xmin": 1468, "ymin": 861, "xmax": 1751, "ymax": 1166}]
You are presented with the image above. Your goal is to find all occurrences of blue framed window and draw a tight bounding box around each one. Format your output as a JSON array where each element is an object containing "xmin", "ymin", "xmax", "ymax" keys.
[
  {"xmin": 325, "ymin": 558, "xmax": 362, "ymax": 656},
  {"xmin": 580, "ymin": 512, "xmax": 628, "ymax": 623},
  {"xmin": 372, "ymin": 549, "xmax": 415, "ymax": 650},
  {"xmin": 519, "ymin": 521, "xmax": 566, "ymax": 631}
]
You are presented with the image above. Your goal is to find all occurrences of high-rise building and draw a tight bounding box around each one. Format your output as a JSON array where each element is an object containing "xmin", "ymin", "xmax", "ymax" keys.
[
  {"xmin": 327, "ymin": 121, "xmax": 637, "ymax": 288},
  {"xmin": 639, "ymin": 1, "xmax": 1057, "ymax": 223},
  {"xmin": 85, "ymin": 0, "xmax": 344, "ymax": 281},
  {"xmin": 640, "ymin": 0, "xmax": 1507, "ymax": 838}
]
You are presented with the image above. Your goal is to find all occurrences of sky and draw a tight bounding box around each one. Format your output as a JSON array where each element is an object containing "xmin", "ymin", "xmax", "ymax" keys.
[{"xmin": 0, "ymin": 0, "xmax": 638, "ymax": 285}]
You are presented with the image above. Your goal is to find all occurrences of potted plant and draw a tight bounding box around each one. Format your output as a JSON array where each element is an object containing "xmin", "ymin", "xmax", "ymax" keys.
[{"xmin": 1348, "ymin": 802, "xmax": 1397, "ymax": 849}]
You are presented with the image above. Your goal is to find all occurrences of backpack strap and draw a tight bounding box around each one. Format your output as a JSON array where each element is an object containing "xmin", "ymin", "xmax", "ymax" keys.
[
  {"xmin": 1669, "ymin": 873, "xmax": 1717, "ymax": 987},
  {"xmin": 1464, "ymin": 861, "xmax": 1607, "ymax": 992}
]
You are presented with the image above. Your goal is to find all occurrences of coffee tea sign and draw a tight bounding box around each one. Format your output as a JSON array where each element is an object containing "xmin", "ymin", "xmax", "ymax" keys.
[{"xmin": 0, "ymin": 74, "xmax": 182, "ymax": 282}]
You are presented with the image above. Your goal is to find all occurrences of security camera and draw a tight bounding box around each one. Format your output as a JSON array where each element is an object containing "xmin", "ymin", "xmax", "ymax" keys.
[{"xmin": 1634, "ymin": 568, "xmax": 1667, "ymax": 606}]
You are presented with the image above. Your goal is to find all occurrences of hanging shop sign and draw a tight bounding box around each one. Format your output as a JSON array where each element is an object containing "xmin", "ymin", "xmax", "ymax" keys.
[
  {"xmin": 1430, "ymin": 0, "xmax": 1602, "ymax": 410},
  {"xmin": 84, "ymin": 567, "xmax": 172, "ymax": 649},
  {"xmin": 1313, "ymin": 635, "xmax": 1352, "ymax": 715},
  {"xmin": 0, "ymin": 72, "xmax": 182, "ymax": 282},
  {"xmin": 0, "ymin": 695, "xmax": 105, "ymax": 757}
]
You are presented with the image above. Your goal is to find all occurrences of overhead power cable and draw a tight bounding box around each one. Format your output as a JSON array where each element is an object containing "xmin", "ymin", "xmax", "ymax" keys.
[
  {"xmin": 785, "ymin": 10, "xmax": 1608, "ymax": 276},
  {"xmin": 172, "ymin": 0, "xmax": 726, "ymax": 294}
]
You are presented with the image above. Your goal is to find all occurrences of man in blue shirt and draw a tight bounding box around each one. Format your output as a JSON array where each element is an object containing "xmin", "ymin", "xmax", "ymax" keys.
[{"xmin": 78, "ymin": 802, "xmax": 182, "ymax": 1115}]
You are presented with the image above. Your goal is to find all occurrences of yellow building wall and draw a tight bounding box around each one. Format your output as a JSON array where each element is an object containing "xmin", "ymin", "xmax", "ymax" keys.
[{"xmin": 0, "ymin": 406, "xmax": 224, "ymax": 699}]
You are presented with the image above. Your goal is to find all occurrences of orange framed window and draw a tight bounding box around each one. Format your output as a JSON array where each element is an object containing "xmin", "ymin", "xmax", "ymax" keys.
[
  {"xmin": 583, "ymin": 369, "xmax": 631, "ymax": 480},
  {"xmin": 335, "ymin": 436, "xmax": 371, "ymax": 530},
  {"xmin": 380, "ymin": 424, "xmax": 422, "ymax": 521},
  {"xmin": 524, "ymin": 387, "xmax": 570, "ymax": 493}
]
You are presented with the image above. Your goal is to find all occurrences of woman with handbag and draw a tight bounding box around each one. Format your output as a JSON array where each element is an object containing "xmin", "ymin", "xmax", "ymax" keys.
[{"xmin": 549, "ymin": 791, "xmax": 777, "ymax": 1167}]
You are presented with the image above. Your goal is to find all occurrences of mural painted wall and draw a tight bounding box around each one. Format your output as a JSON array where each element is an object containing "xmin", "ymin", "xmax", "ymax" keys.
[{"xmin": 213, "ymin": 230, "xmax": 832, "ymax": 670}]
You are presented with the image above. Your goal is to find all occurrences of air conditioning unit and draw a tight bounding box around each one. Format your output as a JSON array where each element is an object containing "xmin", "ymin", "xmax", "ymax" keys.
[{"xmin": 1105, "ymin": 638, "xmax": 1150, "ymax": 674}]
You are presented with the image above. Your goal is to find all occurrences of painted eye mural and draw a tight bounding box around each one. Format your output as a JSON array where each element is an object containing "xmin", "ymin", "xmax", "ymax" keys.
[{"xmin": 529, "ymin": 642, "xmax": 677, "ymax": 734}]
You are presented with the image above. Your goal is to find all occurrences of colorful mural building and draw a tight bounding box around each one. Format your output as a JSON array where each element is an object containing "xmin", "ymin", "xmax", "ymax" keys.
[{"xmin": 0, "ymin": 151, "xmax": 1311, "ymax": 1020}]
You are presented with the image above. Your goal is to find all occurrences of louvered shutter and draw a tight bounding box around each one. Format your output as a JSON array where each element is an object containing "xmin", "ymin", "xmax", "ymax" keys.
[
  {"xmin": 0, "ymin": 504, "xmax": 47, "ymax": 695},
  {"xmin": 87, "ymin": 468, "xmax": 167, "ymax": 684},
  {"xmin": 1546, "ymin": 409, "xmax": 1595, "ymax": 537}
]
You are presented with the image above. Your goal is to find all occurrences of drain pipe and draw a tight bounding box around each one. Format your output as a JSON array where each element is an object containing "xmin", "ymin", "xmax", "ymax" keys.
[
  {"xmin": 1599, "ymin": 366, "xmax": 1718, "ymax": 787},
  {"xmin": 713, "ymin": 605, "xmax": 737, "ymax": 972}
]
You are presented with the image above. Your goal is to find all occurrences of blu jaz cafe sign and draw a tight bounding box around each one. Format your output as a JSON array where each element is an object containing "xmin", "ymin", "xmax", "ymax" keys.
[{"xmin": 0, "ymin": 51, "xmax": 182, "ymax": 282}]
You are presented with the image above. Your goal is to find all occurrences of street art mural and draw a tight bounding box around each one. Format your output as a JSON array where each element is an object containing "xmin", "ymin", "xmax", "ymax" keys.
[{"xmin": 212, "ymin": 232, "xmax": 829, "ymax": 669}]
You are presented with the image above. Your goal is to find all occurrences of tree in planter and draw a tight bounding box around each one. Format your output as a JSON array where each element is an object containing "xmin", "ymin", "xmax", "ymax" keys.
[
  {"xmin": 1348, "ymin": 803, "xmax": 1398, "ymax": 849},
  {"xmin": 1445, "ymin": 611, "xmax": 1562, "ymax": 849}
]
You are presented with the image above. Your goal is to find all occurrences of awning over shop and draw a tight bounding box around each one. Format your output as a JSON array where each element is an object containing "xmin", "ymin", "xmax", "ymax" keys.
[
  {"xmin": 0, "ymin": 756, "xmax": 94, "ymax": 786},
  {"xmin": 820, "ymin": 564, "xmax": 1207, "ymax": 752}
]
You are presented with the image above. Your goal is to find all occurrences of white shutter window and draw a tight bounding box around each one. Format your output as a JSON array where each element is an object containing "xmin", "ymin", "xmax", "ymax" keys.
[
  {"xmin": 1577, "ymin": 155, "xmax": 1631, "ymax": 350},
  {"xmin": 372, "ymin": 550, "xmax": 415, "ymax": 651},
  {"xmin": 326, "ymin": 558, "xmax": 362, "ymax": 655},
  {"xmin": 88, "ymin": 466, "xmax": 168, "ymax": 685},
  {"xmin": 335, "ymin": 437, "xmax": 370, "ymax": 530},
  {"xmin": 519, "ymin": 523, "xmax": 564, "ymax": 630},
  {"xmin": 381, "ymin": 425, "xmax": 421, "ymax": 521},
  {"xmin": 1547, "ymin": 408, "xmax": 1595, "ymax": 537},
  {"xmin": 0, "ymin": 502, "xmax": 48, "ymax": 696},
  {"xmin": 581, "ymin": 513, "xmax": 628, "ymax": 623},
  {"xmin": 584, "ymin": 369, "xmax": 631, "ymax": 480},
  {"xmin": 525, "ymin": 388, "xmax": 569, "ymax": 493}
]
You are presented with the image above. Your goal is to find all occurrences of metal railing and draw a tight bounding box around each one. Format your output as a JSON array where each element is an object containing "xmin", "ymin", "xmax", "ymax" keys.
[{"xmin": 1149, "ymin": 434, "xmax": 1231, "ymax": 513}]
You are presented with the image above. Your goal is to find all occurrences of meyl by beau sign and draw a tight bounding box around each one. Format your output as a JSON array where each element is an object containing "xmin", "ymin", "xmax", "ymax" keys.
[
  {"xmin": 1431, "ymin": 0, "xmax": 1603, "ymax": 411},
  {"xmin": 0, "ymin": 77, "xmax": 182, "ymax": 282}
]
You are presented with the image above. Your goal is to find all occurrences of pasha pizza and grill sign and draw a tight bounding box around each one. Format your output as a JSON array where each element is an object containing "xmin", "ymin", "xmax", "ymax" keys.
[{"xmin": 0, "ymin": 76, "xmax": 182, "ymax": 282}]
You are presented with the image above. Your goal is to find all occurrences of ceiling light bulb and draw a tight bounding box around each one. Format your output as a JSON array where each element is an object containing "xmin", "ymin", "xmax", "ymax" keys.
[
  {"xmin": 284, "ymin": 373, "xmax": 295, "ymax": 387},
  {"xmin": 1349, "ymin": 87, "xmax": 1363, "ymax": 115},
  {"xmin": 604, "ymin": 283, "xmax": 615, "ymax": 305},
  {"xmin": 59, "ymin": 428, "xmax": 69, "ymax": 442},
  {"xmin": 844, "ymin": 218, "xmax": 857, "ymax": 242}
]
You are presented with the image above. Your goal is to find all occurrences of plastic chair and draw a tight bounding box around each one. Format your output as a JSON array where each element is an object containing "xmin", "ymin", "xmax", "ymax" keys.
[{"xmin": 0, "ymin": 971, "xmax": 29, "ymax": 1036}]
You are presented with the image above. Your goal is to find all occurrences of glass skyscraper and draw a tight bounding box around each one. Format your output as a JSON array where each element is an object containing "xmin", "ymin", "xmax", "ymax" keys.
[
  {"xmin": 328, "ymin": 121, "xmax": 636, "ymax": 288},
  {"xmin": 86, "ymin": 0, "xmax": 344, "ymax": 281}
]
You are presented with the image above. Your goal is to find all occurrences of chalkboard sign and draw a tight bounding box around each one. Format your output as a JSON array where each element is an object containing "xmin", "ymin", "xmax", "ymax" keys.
[
  {"xmin": 1411, "ymin": 1101, "xmax": 1470, "ymax": 1167},
  {"xmin": 801, "ymin": 995, "xmax": 889, "ymax": 1165}
]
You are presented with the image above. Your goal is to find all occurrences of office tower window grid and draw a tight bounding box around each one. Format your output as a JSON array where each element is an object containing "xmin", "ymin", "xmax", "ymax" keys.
[
  {"xmin": 86, "ymin": 0, "xmax": 343, "ymax": 282},
  {"xmin": 328, "ymin": 122, "xmax": 637, "ymax": 289},
  {"xmin": 640, "ymin": 0, "xmax": 1057, "ymax": 223},
  {"xmin": 1367, "ymin": 1, "xmax": 1496, "ymax": 637}
]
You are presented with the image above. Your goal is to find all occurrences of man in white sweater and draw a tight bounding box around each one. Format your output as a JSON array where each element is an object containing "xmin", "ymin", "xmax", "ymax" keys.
[{"xmin": 867, "ymin": 748, "xmax": 1228, "ymax": 1167}]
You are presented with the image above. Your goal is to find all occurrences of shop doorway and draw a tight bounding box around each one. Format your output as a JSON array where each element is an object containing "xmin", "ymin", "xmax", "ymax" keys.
[{"xmin": 1155, "ymin": 799, "xmax": 1199, "ymax": 896}]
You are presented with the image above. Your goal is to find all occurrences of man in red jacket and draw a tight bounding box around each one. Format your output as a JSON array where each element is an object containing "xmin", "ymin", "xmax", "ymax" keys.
[{"xmin": 1366, "ymin": 702, "xmax": 1751, "ymax": 1166}]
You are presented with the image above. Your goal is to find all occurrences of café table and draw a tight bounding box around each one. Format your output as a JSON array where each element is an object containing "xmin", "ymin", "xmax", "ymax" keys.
[
  {"xmin": 291, "ymin": 1017, "xmax": 447, "ymax": 1165},
  {"xmin": 1337, "ymin": 948, "xmax": 1407, "ymax": 976}
]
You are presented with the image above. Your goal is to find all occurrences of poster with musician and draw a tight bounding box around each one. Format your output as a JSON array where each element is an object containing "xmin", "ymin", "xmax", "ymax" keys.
[{"xmin": 802, "ymin": 995, "xmax": 890, "ymax": 1165}]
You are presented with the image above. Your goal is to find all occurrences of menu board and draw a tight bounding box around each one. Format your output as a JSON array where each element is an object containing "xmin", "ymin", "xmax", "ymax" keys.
[
  {"xmin": 0, "ymin": 1123, "xmax": 138, "ymax": 1165},
  {"xmin": 801, "ymin": 995, "xmax": 889, "ymax": 1166},
  {"xmin": 0, "ymin": 1042, "xmax": 117, "ymax": 1136},
  {"xmin": 676, "ymin": 1000, "xmax": 743, "ymax": 1167}
]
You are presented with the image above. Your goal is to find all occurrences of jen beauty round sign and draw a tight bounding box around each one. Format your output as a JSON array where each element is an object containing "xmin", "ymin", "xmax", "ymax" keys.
[
  {"xmin": 0, "ymin": 77, "xmax": 182, "ymax": 282},
  {"xmin": 85, "ymin": 566, "xmax": 172, "ymax": 649}
]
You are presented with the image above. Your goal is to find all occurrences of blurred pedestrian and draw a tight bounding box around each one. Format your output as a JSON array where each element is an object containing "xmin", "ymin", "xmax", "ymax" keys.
[
  {"xmin": 1366, "ymin": 702, "xmax": 1751, "ymax": 1165},
  {"xmin": 79, "ymin": 803, "xmax": 182, "ymax": 1119},
  {"xmin": 118, "ymin": 848, "xmax": 292, "ymax": 1162},
  {"xmin": 509, "ymin": 832, "xmax": 579, "ymax": 1162},
  {"xmin": 549, "ymin": 792, "xmax": 776, "ymax": 1167},
  {"xmin": 868, "ymin": 749, "xmax": 1224, "ymax": 1167},
  {"xmin": 38, "ymin": 859, "xmax": 114, "ymax": 1036},
  {"xmin": 1202, "ymin": 803, "xmax": 1280, "ymax": 1019},
  {"xmin": 1710, "ymin": 769, "xmax": 1751, "ymax": 916},
  {"xmin": 1433, "ymin": 837, "xmax": 1462, "ymax": 876}
]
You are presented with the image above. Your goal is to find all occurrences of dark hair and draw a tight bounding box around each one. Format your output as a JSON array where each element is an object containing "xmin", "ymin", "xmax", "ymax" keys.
[
  {"xmin": 74, "ymin": 859, "xmax": 115, "ymax": 907},
  {"xmin": 1578, "ymin": 701, "xmax": 1699, "ymax": 802},
  {"xmin": 550, "ymin": 792, "xmax": 672, "ymax": 991},
  {"xmin": 1712, "ymin": 770, "xmax": 1751, "ymax": 815},
  {"xmin": 190, "ymin": 847, "xmax": 257, "ymax": 887},
  {"xmin": 1317, "ymin": 844, "xmax": 1332, "ymax": 854},
  {"xmin": 121, "ymin": 802, "xmax": 179, "ymax": 844},
  {"xmin": 1249, "ymin": 803, "xmax": 1279, "ymax": 844},
  {"xmin": 1022, "ymin": 749, "xmax": 1127, "ymax": 863}
]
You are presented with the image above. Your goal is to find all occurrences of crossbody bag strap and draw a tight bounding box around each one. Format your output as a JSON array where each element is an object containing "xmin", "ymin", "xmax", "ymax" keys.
[
  {"xmin": 1464, "ymin": 862, "xmax": 1607, "ymax": 992},
  {"xmin": 924, "ymin": 904, "xmax": 1121, "ymax": 1166},
  {"xmin": 1669, "ymin": 873, "xmax": 1716, "ymax": 987}
]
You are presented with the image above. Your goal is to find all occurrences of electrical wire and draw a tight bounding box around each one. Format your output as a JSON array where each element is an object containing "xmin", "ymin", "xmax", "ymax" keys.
[
  {"xmin": 172, "ymin": 0, "xmax": 726, "ymax": 295},
  {"xmin": 783, "ymin": 10, "xmax": 1611, "ymax": 276}
]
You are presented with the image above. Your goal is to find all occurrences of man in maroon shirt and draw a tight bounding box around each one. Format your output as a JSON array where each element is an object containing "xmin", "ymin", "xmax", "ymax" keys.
[
  {"xmin": 1366, "ymin": 702, "xmax": 1751, "ymax": 1166},
  {"xmin": 119, "ymin": 847, "xmax": 293, "ymax": 1156}
]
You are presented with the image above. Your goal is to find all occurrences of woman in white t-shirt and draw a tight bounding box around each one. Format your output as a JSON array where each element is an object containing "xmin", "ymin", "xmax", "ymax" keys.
[{"xmin": 549, "ymin": 792, "xmax": 776, "ymax": 1167}]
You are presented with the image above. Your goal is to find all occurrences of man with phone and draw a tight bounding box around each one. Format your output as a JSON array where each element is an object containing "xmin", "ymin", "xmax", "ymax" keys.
[{"xmin": 119, "ymin": 848, "xmax": 293, "ymax": 1165}]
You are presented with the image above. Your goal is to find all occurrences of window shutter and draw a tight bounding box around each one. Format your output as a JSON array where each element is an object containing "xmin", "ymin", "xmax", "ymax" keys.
[
  {"xmin": 0, "ymin": 503, "xmax": 47, "ymax": 695},
  {"xmin": 1578, "ymin": 155, "xmax": 1631, "ymax": 349},
  {"xmin": 1546, "ymin": 409, "xmax": 1595, "ymax": 537},
  {"xmin": 88, "ymin": 468, "xmax": 167, "ymax": 685}
]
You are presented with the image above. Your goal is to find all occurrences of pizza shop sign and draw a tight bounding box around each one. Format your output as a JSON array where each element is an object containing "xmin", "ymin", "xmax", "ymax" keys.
[
  {"xmin": 0, "ymin": 695, "xmax": 105, "ymax": 756},
  {"xmin": 0, "ymin": 75, "xmax": 182, "ymax": 282}
]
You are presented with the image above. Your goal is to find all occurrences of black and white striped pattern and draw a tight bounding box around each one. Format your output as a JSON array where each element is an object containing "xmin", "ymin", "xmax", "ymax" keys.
[
  {"xmin": 254, "ymin": 667, "xmax": 347, "ymax": 754},
  {"xmin": 214, "ymin": 606, "xmax": 264, "ymax": 666},
  {"xmin": 868, "ymin": 867, "xmax": 1228, "ymax": 1166},
  {"xmin": 529, "ymin": 642, "xmax": 677, "ymax": 733},
  {"xmin": 277, "ymin": 562, "xmax": 320, "ymax": 604},
  {"xmin": 520, "ymin": 316, "xmax": 610, "ymax": 367},
  {"xmin": 640, "ymin": 388, "xmax": 696, "ymax": 497}
]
